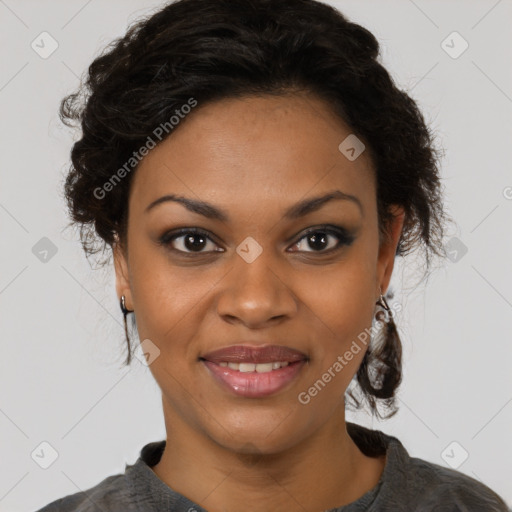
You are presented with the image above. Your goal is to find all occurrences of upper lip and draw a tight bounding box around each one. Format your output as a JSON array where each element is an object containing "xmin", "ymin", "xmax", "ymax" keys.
[{"xmin": 200, "ymin": 344, "xmax": 308, "ymax": 364}]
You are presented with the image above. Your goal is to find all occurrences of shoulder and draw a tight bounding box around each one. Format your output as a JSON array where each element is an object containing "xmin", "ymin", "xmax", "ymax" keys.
[
  {"xmin": 384, "ymin": 438, "xmax": 510, "ymax": 512},
  {"xmin": 403, "ymin": 455, "xmax": 509, "ymax": 511},
  {"xmin": 346, "ymin": 423, "xmax": 509, "ymax": 511},
  {"xmin": 34, "ymin": 440, "xmax": 170, "ymax": 512},
  {"xmin": 33, "ymin": 473, "xmax": 136, "ymax": 512}
]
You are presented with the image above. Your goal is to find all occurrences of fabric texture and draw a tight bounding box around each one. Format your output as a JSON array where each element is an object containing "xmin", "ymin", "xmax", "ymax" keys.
[{"xmin": 34, "ymin": 422, "xmax": 510, "ymax": 512}]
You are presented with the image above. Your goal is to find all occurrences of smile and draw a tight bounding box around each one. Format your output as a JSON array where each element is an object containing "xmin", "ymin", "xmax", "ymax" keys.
[
  {"xmin": 201, "ymin": 359, "xmax": 307, "ymax": 398},
  {"xmin": 218, "ymin": 361, "xmax": 291, "ymax": 372}
]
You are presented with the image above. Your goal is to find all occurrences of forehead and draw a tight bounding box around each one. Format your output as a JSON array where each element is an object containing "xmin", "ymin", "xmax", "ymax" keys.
[{"xmin": 129, "ymin": 94, "xmax": 375, "ymax": 216}]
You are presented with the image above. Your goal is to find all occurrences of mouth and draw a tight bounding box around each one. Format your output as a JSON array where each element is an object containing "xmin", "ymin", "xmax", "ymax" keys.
[
  {"xmin": 199, "ymin": 344, "xmax": 309, "ymax": 398},
  {"xmin": 209, "ymin": 360, "xmax": 294, "ymax": 372},
  {"xmin": 200, "ymin": 343, "xmax": 308, "ymax": 364}
]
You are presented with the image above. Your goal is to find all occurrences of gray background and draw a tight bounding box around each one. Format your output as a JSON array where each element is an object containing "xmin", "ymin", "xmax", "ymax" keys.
[{"xmin": 1, "ymin": 0, "xmax": 511, "ymax": 510}]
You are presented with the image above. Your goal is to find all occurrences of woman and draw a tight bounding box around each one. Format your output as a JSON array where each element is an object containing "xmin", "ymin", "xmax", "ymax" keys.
[{"xmin": 37, "ymin": 0, "xmax": 509, "ymax": 510}]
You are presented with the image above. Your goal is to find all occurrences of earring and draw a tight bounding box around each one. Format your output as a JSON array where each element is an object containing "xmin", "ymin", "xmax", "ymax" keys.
[
  {"xmin": 120, "ymin": 295, "xmax": 134, "ymax": 315},
  {"xmin": 375, "ymin": 287, "xmax": 391, "ymax": 323},
  {"xmin": 376, "ymin": 290, "xmax": 390, "ymax": 311},
  {"xmin": 360, "ymin": 286, "xmax": 403, "ymax": 403},
  {"xmin": 120, "ymin": 295, "xmax": 134, "ymax": 366}
]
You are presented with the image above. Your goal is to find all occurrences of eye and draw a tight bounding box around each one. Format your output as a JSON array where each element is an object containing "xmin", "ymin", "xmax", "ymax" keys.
[
  {"xmin": 288, "ymin": 225, "xmax": 355, "ymax": 253},
  {"xmin": 159, "ymin": 228, "xmax": 223, "ymax": 254},
  {"xmin": 159, "ymin": 225, "xmax": 355, "ymax": 256}
]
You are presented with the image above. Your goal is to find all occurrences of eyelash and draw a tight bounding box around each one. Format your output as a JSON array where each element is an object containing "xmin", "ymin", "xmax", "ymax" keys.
[{"xmin": 158, "ymin": 225, "xmax": 355, "ymax": 256}]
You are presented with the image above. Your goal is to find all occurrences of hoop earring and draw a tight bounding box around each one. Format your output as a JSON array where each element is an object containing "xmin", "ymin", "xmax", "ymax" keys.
[
  {"xmin": 354, "ymin": 286, "xmax": 403, "ymax": 409},
  {"xmin": 375, "ymin": 287, "xmax": 402, "ymax": 390},
  {"xmin": 120, "ymin": 295, "xmax": 134, "ymax": 365},
  {"xmin": 375, "ymin": 287, "xmax": 391, "ymax": 323},
  {"xmin": 120, "ymin": 295, "xmax": 134, "ymax": 315},
  {"xmin": 376, "ymin": 290, "xmax": 390, "ymax": 311}
]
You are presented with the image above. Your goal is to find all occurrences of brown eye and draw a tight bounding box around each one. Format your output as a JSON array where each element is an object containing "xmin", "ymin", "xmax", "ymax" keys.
[
  {"xmin": 289, "ymin": 226, "xmax": 355, "ymax": 253},
  {"xmin": 160, "ymin": 228, "xmax": 223, "ymax": 254}
]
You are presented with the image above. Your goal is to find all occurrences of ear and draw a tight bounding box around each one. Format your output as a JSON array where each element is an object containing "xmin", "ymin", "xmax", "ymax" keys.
[
  {"xmin": 376, "ymin": 205, "xmax": 405, "ymax": 297},
  {"xmin": 113, "ymin": 241, "xmax": 133, "ymax": 310}
]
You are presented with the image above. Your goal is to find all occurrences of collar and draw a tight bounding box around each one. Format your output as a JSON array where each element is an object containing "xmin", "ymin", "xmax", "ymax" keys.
[{"xmin": 124, "ymin": 422, "xmax": 407, "ymax": 512}]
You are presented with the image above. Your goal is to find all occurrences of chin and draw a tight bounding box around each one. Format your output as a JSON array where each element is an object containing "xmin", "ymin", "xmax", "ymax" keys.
[{"xmin": 208, "ymin": 416, "xmax": 305, "ymax": 456}]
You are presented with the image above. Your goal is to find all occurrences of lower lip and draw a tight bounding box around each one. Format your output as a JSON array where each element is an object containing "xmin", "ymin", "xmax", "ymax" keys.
[{"xmin": 202, "ymin": 360, "xmax": 307, "ymax": 398}]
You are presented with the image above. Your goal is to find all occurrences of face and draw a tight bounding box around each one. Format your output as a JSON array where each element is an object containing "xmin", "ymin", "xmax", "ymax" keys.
[{"xmin": 114, "ymin": 93, "xmax": 404, "ymax": 454}]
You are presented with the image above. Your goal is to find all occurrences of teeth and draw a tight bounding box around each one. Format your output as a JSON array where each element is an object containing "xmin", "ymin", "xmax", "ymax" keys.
[
  {"xmin": 255, "ymin": 363, "xmax": 274, "ymax": 373},
  {"xmin": 218, "ymin": 361, "xmax": 291, "ymax": 373}
]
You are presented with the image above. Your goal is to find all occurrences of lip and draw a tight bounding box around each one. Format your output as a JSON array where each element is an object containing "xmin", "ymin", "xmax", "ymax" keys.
[
  {"xmin": 200, "ymin": 344, "xmax": 308, "ymax": 364},
  {"xmin": 200, "ymin": 344, "xmax": 309, "ymax": 398},
  {"xmin": 202, "ymin": 359, "xmax": 307, "ymax": 398}
]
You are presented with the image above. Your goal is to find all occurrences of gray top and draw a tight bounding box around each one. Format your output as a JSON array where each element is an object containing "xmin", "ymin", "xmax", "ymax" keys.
[{"xmin": 35, "ymin": 422, "xmax": 509, "ymax": 512}]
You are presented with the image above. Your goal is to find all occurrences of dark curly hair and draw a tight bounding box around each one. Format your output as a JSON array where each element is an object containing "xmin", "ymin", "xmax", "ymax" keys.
[{"xmin": 59, "ymin": 0, "xmax": 449, "ymax": 418}]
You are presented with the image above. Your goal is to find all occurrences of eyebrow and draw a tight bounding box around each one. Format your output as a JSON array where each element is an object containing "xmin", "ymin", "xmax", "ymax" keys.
[{"xmin": 144, "ymin": 189, "xmax": 363, "ymax": 221}]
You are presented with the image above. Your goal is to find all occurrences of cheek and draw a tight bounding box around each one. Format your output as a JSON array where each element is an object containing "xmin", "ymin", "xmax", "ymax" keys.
[
  {"xmin": 304, "ymin": 260, "xmax": 376, "ymax": 336},
  {"xmin": 127, "ymin": 241, "xmax": 212, "ymax": 345},
  {"xmin": 298, "ymin": 258, "xmax": 377, "ymax": 394}
]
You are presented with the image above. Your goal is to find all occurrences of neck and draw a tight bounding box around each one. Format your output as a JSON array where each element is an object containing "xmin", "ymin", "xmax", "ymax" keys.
[{"xmin": 151, "ymin": 402, "xmax": 385, "ymax": 512}]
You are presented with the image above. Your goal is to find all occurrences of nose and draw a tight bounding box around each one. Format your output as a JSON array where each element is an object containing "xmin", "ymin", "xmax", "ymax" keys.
[{"xmin": 216, "ymin": 248, "xmax": 298, "ymax": 329}]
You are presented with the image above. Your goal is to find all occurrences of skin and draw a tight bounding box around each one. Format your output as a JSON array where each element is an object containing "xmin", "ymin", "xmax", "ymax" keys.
[{"xmin": 113, "ymin": 93, "xmax": 405, "ymax": 512}]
